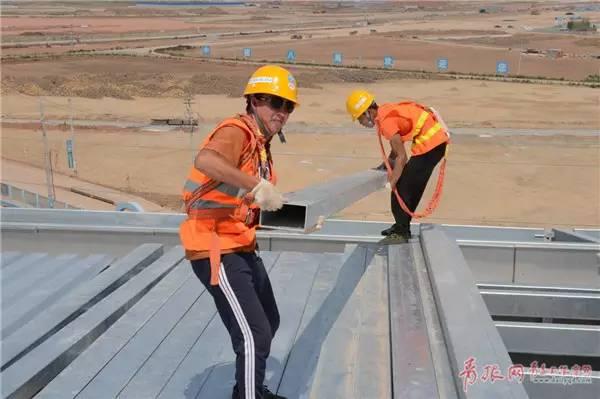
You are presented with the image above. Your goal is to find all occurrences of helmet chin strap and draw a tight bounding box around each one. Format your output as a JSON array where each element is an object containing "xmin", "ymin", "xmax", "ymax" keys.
[{"xmin": 363, "ymin": 109, "xmax": 375, "ymax": 128}]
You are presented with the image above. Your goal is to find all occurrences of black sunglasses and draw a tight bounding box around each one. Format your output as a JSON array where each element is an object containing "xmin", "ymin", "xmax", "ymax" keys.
[{"xmin": 255, "ymin": 94, "xmax": 295, "ymax": 114}]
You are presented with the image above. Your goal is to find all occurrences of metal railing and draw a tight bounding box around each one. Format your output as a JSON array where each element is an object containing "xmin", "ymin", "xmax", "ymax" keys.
[{"xmin": 0, "ymin": 183, "xmax": 78, "ymax": 210}]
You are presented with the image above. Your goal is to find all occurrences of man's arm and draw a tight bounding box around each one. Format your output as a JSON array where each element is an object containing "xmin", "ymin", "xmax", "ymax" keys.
[
  {"xmin": 195, "ymin": 149, "xmax": 259, "ymax": 192},
  {"xmin": 388, "ymin": 134, "xmax": 408, "ymax": 187}
]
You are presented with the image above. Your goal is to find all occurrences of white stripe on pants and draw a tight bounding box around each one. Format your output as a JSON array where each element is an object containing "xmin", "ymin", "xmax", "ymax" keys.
[{"xmin": 219, "ymin": 265, "xmax": 256, "ymax": 399}]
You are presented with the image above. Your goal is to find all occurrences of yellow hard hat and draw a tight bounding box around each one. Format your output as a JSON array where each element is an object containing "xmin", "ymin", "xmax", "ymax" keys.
[
  {"xmin": 243, "ymin": 65, "xmax": 299, "ymax": 104},
  {"xmin": 346, "ymin": 89, "xmax": 375, "ymax": 121}
]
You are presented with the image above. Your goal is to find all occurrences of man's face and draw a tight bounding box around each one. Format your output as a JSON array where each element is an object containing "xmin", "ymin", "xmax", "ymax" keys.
[
  {"xmin": 252, "ymin": 94, "xmax": 294, "ymax": 136},
  {"xmin": 358, "ymin": 109, "xmax": 375, "ymax": 128}
]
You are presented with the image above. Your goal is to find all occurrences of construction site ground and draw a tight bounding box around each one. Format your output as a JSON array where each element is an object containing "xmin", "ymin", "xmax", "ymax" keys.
[{"xmin": 1, "ymin": 1, "xmax": 599, "ymax": 229}]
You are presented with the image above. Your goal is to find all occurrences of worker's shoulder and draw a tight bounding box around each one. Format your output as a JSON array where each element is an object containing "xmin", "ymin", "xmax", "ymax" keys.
[
  {"xmin": 214, "ymin": 124, "xmax": 246, "ymax": 136},
  {"xmin": 378, "ymin": 102, "xmax": 408, "ymax": 118},
  {"xmin": 213, "ymin": 117, "xmax": 251, "ymax": 136}
]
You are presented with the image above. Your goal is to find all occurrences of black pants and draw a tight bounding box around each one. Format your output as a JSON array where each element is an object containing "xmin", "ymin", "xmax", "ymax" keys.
[
  {"xmin": 391, "ymin": 142, "xmax": 447, "ymax": 234},
  {"xmin": 191, "ymin": 251, "xmax": 280, "ymax": 399}
]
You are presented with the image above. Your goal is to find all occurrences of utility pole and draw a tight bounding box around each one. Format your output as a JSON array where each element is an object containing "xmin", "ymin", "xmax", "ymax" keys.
[
  {"xmin": 39, "ymin": 98, "xmax": 56, "ymax": 208},
  {"xmin": 517, "ymin": 39, "xmax": 523, "ymax": 76},
  {"xmin": 68, "ymin": 98, "xmax": 78, "ymax": 176},
  {"xmin": 184, "ymin": 95, "xmax": 195, "ymax": 164}
]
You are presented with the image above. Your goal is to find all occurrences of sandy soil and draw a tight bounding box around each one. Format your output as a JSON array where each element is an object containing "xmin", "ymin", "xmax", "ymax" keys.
[{"xmin": 2, "ymin": 56, "xmax": 598, "ymax": 129}]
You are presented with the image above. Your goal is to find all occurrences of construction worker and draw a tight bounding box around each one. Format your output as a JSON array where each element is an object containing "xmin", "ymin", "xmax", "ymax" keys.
[
  {"xmin": 345, "ymin": 90, "xmax": 449, "ymax": 244},
  {"xmin": 179, "ymin": 65, "xmax": 297, "ymax": 399}
]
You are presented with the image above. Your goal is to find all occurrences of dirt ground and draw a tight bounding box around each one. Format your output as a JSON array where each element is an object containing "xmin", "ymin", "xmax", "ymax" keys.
[
  {"xmin": 2, "ymin": 56, "xmax": 598, "ymax": 129},
  {"xmin": 1, "ymin": 0, "xmax": 599, "ymax": 229},
  {"xmin": 2, "ymin": 124, "xmax": 598, "ymax": 228}
]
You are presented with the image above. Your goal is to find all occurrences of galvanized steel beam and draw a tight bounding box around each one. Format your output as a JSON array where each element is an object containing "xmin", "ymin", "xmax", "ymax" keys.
[
  {"xmin": 259, "ymin": 169, "xmax": 387, "ymax": 232},
  {"xmin": 495, "ymin": 321, "xmax": 600, "ymax": 357},
  {"xmin": 481, "ymin": 289, "xmax": 600, "ymax": 321},
  {"xmin": 549, "ymin": 228, "xmax": 600, "ymax": 243},
  {"xmin": 410, "ymin": 242, "xmax": 458, "ymax": 398},
  {"xmin": 420, "ymin": 225, "xmax": 529, "ymax": 398},
  {"xmin": 387, "ymin": 245, "xmax": 444, "ymax": 398}
]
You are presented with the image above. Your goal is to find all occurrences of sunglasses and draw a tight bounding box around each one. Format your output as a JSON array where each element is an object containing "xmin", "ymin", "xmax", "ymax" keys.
[{"xmin": 255, "ymin": 94, "xmax": 295, "ymax": 114}]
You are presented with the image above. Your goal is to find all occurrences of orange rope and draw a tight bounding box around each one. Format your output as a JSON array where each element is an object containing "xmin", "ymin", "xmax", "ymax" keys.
[{"xmin": 377, "ymin": 131, "xmax": 447, "ymax": 219}]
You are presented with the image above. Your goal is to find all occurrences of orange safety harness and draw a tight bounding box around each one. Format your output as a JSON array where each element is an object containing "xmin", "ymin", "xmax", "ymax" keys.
[{"xmin": 376, "ymin": 130, "xmax": 448, "ymax": 219}]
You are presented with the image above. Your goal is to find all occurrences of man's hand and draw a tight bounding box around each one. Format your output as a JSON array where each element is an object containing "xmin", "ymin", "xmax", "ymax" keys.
[{"xmin": 251, "ymin": 179, "xmax": 285, "ymax": 211}]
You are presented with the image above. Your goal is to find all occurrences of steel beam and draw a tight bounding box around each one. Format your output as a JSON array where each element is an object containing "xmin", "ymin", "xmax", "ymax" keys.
[
  {"xmin": 458, "ymin": 241, "xmax": 599, "ymax": 288},
  {"xmin": 481, "ymin": 289, "xmax": 600, "ymax": 321},
  {"xmin": 410, "ymin": 242, "xmax": 458, "ymax": 398},
  {"xmin": 3, "ymin": 208, "xmax": 599, "ymax": 244},
  {"xmin": 477, "ymin": 284, "xmax": 600, "ymax": 294},
  {"xmin": 259, "ymin": 169, "xmax": 387, "ymax": 232},
  {"xmin": 550, "ymin": 228, "xmax": 600, "ymax": 243},
  {"xmin": 387, "ymin": 245, "xmax": 439, "ymax": 398},
  {"xmin": 495, "ymin": 321, "xmax": 600, "ymax": 357},
  {"xmin": 420, "ymin": 225, "xmax": 528, "ymax": 398}
]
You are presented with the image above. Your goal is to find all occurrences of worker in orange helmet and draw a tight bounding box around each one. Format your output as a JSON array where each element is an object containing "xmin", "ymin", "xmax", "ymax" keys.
[
  {"xmin": 180, "ymin": 65, "xmax": 296, "ymax": 399},
  {"xmin": 346, "ymin": 89, "xmax": 450, "ymax": 244}
]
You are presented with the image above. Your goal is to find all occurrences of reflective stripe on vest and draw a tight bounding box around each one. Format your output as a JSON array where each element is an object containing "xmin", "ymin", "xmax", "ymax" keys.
[
  {"xmin": 184, "ymin": 180, "xmax": 242, "ymax": 198},
  {"xmin": 411, "ymin": 110, "xmax": 430, "ymax": 139},
  {"xmin": 415, "ymin": 120, "xmax": 443, "ymax": 145}
]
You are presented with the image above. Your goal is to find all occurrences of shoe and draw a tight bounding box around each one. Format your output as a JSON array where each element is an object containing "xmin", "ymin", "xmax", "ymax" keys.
[
  {"xmin": 231, "ymin": 385, "xmax": 287, "ymax": 399},
  {"xmin": 381, "ymin": 225, "xmax": 395, "ymax": 236},
  {"xmin": 381, "ymin": 225, "xmax": 411, "ymax": 237},
  {"xmin": 263, "ymin": 385, "xmax": 287, "ymax": 399},
  {"xmin": 379, "ymin": 232, "xmax": 409, "ymax": 245}
]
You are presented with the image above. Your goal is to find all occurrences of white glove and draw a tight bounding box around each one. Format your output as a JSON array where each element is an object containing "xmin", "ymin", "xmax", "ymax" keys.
[{"xmin": 251, "ymin": 178, "xmax": 284, "ymax": 211}]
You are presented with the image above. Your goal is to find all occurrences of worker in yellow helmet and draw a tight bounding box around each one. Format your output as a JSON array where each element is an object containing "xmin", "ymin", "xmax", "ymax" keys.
[
  {"xmin": 180, "ymin": 65, "xmax": 296, "ymax": 399},
  {"xmin": 346, "ymin": 89, "xmax": 450, "ymax": 244}
]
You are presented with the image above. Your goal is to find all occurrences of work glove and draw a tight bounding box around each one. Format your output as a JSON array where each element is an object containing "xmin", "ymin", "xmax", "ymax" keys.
[{"xmin": 251, "ymin": 178, "xmax": 284, "ymax": 211}]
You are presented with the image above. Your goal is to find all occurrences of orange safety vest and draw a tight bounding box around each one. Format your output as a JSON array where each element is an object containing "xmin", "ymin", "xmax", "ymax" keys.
[
  {"xmin": 376, "ymin": 101, "xmax": 450, "ymax": 156},
  {"xmin": 179, "ymin": 114, "xmax": 276, "ymax": 285}
]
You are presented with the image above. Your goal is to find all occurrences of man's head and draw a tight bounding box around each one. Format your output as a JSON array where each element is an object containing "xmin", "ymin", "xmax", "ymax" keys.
[
  {"xmin": 244, "ymin": 65, "xmax": 298, "ymax": 138},
  {"xmin": 346, "ymin": 89, "xmax": 377, "ymax": 128}
]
